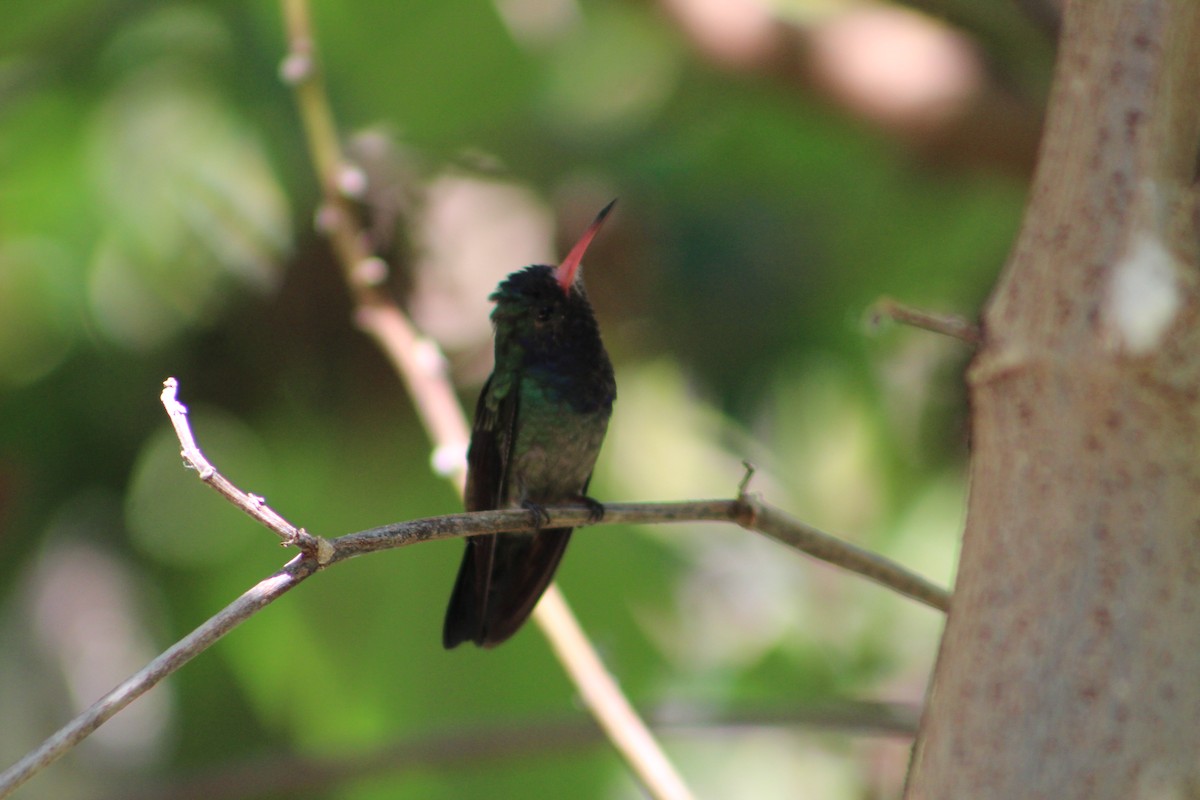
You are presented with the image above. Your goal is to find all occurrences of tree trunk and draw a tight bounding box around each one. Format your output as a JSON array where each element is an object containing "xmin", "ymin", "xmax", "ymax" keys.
[{"xmin": 906, "ymin": 1, "xmax": 1200, "ymax": 797}]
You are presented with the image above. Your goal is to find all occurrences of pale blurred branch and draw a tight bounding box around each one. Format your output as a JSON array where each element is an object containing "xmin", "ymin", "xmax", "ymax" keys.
[
  {"xmin": 277, "ymin": 1, "xmax": 694, "ymax": 797},
  {"xmin": 93, "ymin": 700, "xmax": 919, "ymax": 800}
]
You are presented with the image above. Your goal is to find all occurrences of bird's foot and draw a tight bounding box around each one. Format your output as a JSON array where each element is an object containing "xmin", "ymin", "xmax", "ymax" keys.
[
  {"xmin": 578, "ymin": 496, "xmax": 605, "ymax": 524},
  {"xmin": 521, "ymin": 500, "xmax": 551, "ymax": 530}
]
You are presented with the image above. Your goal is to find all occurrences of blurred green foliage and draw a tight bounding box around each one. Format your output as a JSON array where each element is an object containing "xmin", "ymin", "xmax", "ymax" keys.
[{"xmin": 0, "ymin": 1, "xmax": 1043, "ymax": 797}]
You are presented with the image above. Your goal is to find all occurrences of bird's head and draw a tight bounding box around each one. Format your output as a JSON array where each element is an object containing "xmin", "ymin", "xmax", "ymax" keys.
[{"xmin": 490, "ymin": 200, "xmax": 616, "ymax": 347}]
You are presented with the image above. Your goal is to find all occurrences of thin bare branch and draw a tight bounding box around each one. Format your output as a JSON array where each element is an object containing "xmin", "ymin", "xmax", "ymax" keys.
[
  {"xmin": 327, "ymin": 501, "xmax": 949, "ymax": 613},
  {"xmin": 162, "ymin": 377, "xmax": 951, "ymax": 610},
  {"xmin": 868, "ymin": 297, "xmax": 982, "ymax": 345},
  {"xmin": 160, "ymin": 378, "xmax": 331, "ymax": 558},
  {"xmin": 0, "ymin": 375, "xmax": 950, "ymax": 799},
  {"xmin": 164, "ymin": 375, "xmax": 950, "ymax": 612},
  {"xmin": 745, "ymin": 502, "xmax": 952, "ymax": 612}
]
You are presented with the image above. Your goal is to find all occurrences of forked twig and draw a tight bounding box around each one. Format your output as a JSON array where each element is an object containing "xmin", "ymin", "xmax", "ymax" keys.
[{"xmin": 160, "ymin": 379, "xmax": 332, "ymax": 560}]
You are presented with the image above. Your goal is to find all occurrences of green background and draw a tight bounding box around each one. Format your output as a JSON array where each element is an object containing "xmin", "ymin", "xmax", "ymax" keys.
[{"xmin": 0, "ymin": 1, "xmax": 1049, "ymax": 797}]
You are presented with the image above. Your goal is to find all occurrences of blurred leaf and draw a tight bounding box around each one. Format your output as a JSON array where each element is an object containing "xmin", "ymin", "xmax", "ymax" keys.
[
  {"xmin": 537, "ymin": 4, "xmax": 685, "ymax": 139},
  {"xmin": 85, "ymin": 7, "xmax": 291, "ymax": 349},
  {"xmin": 0, "ymin": 240, "xmax": 77, "ymax": 384}
]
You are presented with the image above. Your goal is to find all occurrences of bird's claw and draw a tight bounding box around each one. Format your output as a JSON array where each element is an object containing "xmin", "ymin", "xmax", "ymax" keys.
[
  {"xmin": 579, "ymin": 496, "xmax": 605, "ymax": 524},
  {"xmin": 521, "ymin": 500, "xmax": 551, "ymax": 529}
]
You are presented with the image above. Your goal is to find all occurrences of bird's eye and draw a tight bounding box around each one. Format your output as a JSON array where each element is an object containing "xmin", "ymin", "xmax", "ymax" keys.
[{"xmin": 536, "ymin": 305, "xmax": 554, "ymax": 322}]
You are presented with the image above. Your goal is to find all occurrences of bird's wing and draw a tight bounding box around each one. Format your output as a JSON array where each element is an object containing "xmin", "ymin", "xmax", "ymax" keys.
[
  {"xmin": 465, "ymin": 372, "xmax": 517, "ymax": 512},
  {"xmin": 443, "ymin": 372, "xmax": 521, "ymax": 648}
]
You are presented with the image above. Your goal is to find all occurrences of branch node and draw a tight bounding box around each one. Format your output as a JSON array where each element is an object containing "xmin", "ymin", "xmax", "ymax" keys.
[
  {"xmin": 314, "ymin": 202, "xmax": 341, "ymax": 234},
  {"xmin": 337, "ymin": 163, "xmax": 368, "ymax": 198},
  {"xmin": 353, "ymin": 256, "xmax": 389, "ymax": 288},
  {"xmin": 285, "ymin": 528, "xmax": 334, "ymax": 565},
  {"xmin": 431, "ymin": 442, "xmax": 468, "ymax": 478},
  {"xmin": 412, "ymin": 335, "xmax": 449, "ymax": 375},
  {"xmin": 278, "ymin": 51, "xmax": 312, "ymax": 85},
  {"xmin": 733, "ymin": 494, "xmax": 760, "ymax": 529},
  {"xmin": 314, "ymin": 535, "xmax": 335, "ymax": 566}
]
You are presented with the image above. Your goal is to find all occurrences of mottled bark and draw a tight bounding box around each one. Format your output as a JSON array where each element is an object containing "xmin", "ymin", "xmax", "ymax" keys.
[{"xmin": 907, "ymin": 1, "xmax": 1200, "ymax": 797}]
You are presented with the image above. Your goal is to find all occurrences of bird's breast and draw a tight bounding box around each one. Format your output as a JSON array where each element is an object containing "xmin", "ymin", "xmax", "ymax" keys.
[{"xmin": 507, "ymin": 389, "xmax": 611, "ymax": 506}]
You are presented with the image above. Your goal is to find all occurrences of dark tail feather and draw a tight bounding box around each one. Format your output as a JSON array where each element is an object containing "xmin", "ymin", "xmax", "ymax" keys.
[
  {"xmin": 483, "ymin": 528, "xmax": 572, "ymax": 647},
  {"xmin": 442, "ymin": 534, "xmax": 494, "ymax": 649},
  {"xmin": 442, "ymin": 529, "xmax": 573, "ymax": 649}
]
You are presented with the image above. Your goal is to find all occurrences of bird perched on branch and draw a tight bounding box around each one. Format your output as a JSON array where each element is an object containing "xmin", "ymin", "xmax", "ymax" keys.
[{"xmin": 443, "ymin": 201, "xmax": 617, "ymax": 649}]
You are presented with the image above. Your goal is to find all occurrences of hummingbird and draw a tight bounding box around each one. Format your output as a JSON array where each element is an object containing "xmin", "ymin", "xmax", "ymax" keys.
[{"xmin": 443, "ymin": 201, "xmax": 618, "ymax": 649}]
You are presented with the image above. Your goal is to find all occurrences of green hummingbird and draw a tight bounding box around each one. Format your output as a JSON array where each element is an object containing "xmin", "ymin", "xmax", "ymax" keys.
[{"xmin": 443, "ymin": 201, "xmax": 617, "ymax": 649}]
